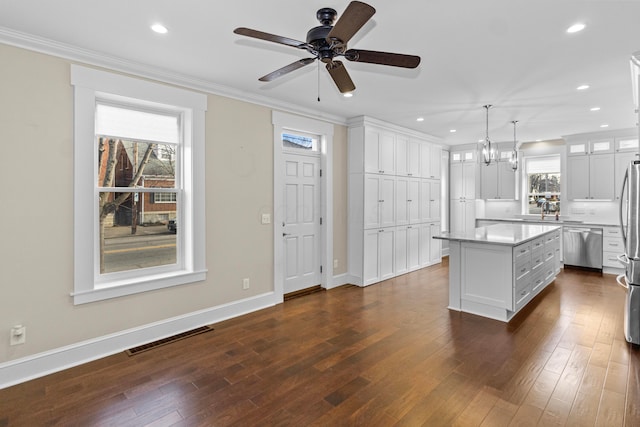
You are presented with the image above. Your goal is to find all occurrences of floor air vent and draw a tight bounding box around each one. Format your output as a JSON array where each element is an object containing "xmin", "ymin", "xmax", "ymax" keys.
[{"xmin": 125, "ymin": 325, "xmax": 214, "ymax": 356}]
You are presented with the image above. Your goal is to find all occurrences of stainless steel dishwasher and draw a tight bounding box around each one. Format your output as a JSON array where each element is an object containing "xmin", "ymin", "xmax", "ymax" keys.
[{"xmin": 563, "ymin": 226, "xmax": 603, "ymax": 270}]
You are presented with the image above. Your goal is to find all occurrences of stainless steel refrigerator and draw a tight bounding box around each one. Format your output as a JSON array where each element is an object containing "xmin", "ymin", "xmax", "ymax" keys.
[{"xmin": 618, "ymin": 160, "xmax": 640, "ymax": 345}]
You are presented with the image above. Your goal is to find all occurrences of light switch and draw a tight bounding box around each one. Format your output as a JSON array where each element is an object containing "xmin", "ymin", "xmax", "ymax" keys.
[{"xmin": 261, "ymin": 213, "xmax": 271, "ymax": 224}]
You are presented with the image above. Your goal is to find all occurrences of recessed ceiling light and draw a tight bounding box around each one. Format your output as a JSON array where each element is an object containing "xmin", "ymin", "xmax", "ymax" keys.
[
  {"xmin": 567, "ymin": 23, "xmax": 586, "ymax": 33},
  {"xmin": 600, "ymin": 124, "xmax": 609, "ymax": 128},
  {"xmin": 416, "ymin": 117, "xmax": 424, "ymax": 122},
  {"xmin": 590, "ymin": 107, "xmax": 601, "ymax": 111},
  {"xmin": 151, "ymin": 24, "xmax": 168, "ymax": 34},
  {"xmin": 577, "ymin": 84, "xmax": 590, "ymax": 90},
  {"xmin": 343, "ymin": 92, "xmax": 353, "ymax": 98},
  {"xmin": 449, "ymin": 129, "xmax": 456, "ymax": 133}
]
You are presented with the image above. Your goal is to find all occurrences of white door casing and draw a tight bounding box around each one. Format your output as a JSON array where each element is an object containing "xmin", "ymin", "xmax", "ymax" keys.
[
  {"xmin": 272, "ymin": 111, "xmax": 334, "ymax": 300},
  {"xmin": 282, "ymin": 153, "xmax": 321, "ymax": 293}
]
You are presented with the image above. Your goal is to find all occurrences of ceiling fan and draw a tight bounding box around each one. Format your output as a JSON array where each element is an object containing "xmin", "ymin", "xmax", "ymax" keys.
[{"xmin": 233, "ymin": 1, "xmax": 421, "ymax": 94}]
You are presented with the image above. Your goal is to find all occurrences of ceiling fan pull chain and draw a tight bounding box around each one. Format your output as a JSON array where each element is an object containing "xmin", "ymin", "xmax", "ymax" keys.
[{"xmin": 317, "ymin": 60, "xmax": 321, "ymax": 102}]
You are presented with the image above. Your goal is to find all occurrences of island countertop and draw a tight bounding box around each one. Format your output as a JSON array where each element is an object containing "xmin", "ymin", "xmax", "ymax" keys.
[{"xmin": 434, "ymin": 223, "xmax": 561, "ymax": 246}]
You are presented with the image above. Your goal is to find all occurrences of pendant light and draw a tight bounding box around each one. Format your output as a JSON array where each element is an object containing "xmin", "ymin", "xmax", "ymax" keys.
[
  {"xmin": 482, "ymin": 105, "xmax": 493, "ymax": 165},
  {"xmin": 510, "ymin": 120, "xmax": 519, "ymax": 171}
]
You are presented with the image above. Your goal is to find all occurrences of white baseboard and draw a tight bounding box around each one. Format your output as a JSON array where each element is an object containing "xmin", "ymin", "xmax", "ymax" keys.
[
  {"xmin": 0, "ymin": 292, "xmax": 278, "ymax": 390},
  {"xmin": 327, "ymin": 273, "xmax": 354, "ymax": 289}
]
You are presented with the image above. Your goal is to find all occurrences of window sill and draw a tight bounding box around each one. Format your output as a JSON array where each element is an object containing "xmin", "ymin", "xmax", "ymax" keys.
[{"xmin": 71, "ymin": 269, "xmax": 207, "ymax": 305}]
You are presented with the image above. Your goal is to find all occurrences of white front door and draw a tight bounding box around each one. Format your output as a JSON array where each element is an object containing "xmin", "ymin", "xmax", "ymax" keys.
[{"xmin": 282, "ymin": 152, "xmax": 321, "ymax": 294}]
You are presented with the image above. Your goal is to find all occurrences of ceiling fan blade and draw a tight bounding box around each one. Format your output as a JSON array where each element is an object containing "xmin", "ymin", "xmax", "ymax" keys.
[
  {"xmin": 327, "ymin": 1, "xmax": 376, "ymax": 44},
  {"xmin": 345, "ymin": 49, "xmax": 421, "ymax": 68},
  {"xmin": 259, "ymin": 58, "xmax": 316, "ymax": 82},
  {"xmin": 234, "ymin": 27, "xmax": 312, "ymax": 50},
  {"xmin": 326, "ymin": 61, "xmax": 356, "ymax": 93}
]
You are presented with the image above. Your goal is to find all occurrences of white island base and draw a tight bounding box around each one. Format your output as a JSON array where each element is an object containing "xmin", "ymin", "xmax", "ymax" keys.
[{"xmin": 437, "ymin": 224, "xmax": 562, "ymax": 322}]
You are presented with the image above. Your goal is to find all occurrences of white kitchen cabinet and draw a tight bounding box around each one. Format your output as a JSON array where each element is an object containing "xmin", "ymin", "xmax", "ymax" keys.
[
  {"xmin": 421, "ymin": 141, "xmax": 442, "ymax": 179},
  {"xmin": 430, "ymin": 222, "xmax": 442, "ymax": 264},
  {"xmin": 395, "ymin": 225, "xmax": 421, "ymax": 275},
  {"xmin": 363, "ymin": 174, "xmax": 395, "ymax": 229},
  {"xmin": 451, "ymin": 161, "xmax": 476, "ymax": 200},
  {"xmin": 567, "ymin": 138, "xmax": 614, "ymax": 156},
  {"xmin": 420, "ymin": 179, "xmax": 441, "ymax": 222},
  {"xmin": 395, "ymin": 176, "xmax": 420, "ymax": 226},
  {"xmin": 348, "ymin": 116, "xmax": 443, "ymax": 286},
  {"xmin": 603, "ymin": 226, "xmax": 624, "ymax": 269},
  {"xmin": 450, "ymin": 199, "xmax": 476, "ymax": 234},
  {"xmin": 566, "ymin": 153, "xmax": 614, "ymax": 200},
  {"xmin": 363, "ymin": 227, "xmax": 395, "ymax": 285},
  {"xmin": 396, "ymin": 135, "xmax": 421, "ymax": 177},
  {"xmin": 364, "ymin": 128, "xmax": 395, "ymax": 175},
  {"xmin": 615, "ymin": 136, "xmax": 639, "ymax": 153},
  {"xmin": 480, "ymin": 161, "xmax": 517, "ymax": 200}
]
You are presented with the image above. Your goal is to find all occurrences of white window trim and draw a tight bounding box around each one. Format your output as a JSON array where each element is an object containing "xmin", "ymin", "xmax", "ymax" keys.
[{"xmin": 71, "ymin": 65, "xmax": 207, "ymax": 304}]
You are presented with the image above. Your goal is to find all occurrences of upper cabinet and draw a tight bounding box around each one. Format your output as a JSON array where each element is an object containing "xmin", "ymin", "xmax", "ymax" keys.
[
  {"xmin": 420, "ymin": 142, "xmax": 442, "ymax": 179},
  {"xmin": 451, "ymin": 149, "xmax": 476, "ymax": 163},
  {"xmin": 480, "ymin": 160, "xmax": 518, "ymax": 200},
  {"xmin": 564, "ymin": 133, "xmax": 631, "ymax": 200},
  {"xmin": 396, "ymin": 135, "xmax": 421, "ymax": 177},
  {"xmin": 364, "ymin": 127, "xmax": 396, "ymax": 175}
]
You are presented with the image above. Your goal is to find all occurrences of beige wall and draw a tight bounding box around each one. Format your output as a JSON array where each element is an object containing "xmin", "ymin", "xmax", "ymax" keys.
[{"xmin": 0, "ymin": 43, "xmax": 348, "ymax": 363}]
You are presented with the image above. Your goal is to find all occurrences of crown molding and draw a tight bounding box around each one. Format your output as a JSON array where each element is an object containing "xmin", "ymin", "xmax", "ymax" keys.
[{"xmin": 0, "ymin": 26, "xmax": 347, "ymax": 127}]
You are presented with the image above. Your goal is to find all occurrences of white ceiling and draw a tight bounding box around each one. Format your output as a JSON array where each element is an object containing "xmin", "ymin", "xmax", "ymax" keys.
[{"xmin": 1, "ymin": 0, "xmax": 639, "ymax": 145}]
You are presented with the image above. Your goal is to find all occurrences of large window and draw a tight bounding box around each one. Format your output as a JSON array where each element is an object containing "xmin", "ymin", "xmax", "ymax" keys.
[
  {"xmin": 71, "ymin": 65, "xmax": 207, "ymax": 304},
  {"xmin": 525, "ymin": 155, "xmax": 561, "ymax": 215}
]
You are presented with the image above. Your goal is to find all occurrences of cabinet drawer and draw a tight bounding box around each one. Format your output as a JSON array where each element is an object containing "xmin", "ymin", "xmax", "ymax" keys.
[
  {"xmin": 514, "ymin": 243, "xmax": 531, "ymax": 262},
  {"xmin": 544, "ymin": 248, "xmax": 555, "ymax": 263},
  {"xmin": 530, "ymin": 237, "xmax": 545, "ymax": 252},
  {"xmin": 531, "ymin": 271, "xmax": 546, "ymax": 293},
  {"xmin": 514, "ymin": 284, "xmax": 531, "ymax": 311},
  {"xmin": 515, "ymin": 260, "xmax": 531, "ymax": 283},
  {"xmin": 603, "ymin": 251, "xmax": 624, "ymax": 268},
  {"xmin": 604, "ymin": 226, "xmax": 622, "ymax": 237},
  {"xmin": 603, "ymin": 236, "xmax": 623, "ymax": 252},
  {"xmin": 531, "ymin": 252, "xmax": 545, "ymax": 272}
]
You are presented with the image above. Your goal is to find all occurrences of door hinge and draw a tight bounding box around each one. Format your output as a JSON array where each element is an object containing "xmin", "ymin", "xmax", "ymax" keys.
[
  {"xmin": 320, "ymin": 265, "xmax": 323, "ymax": 273},
  {"xmin": 320, "ymin": 217, "xmax": 323, "ymax": 225},
  {"xmin": 320, "ymin": 169, "xmax": 323, "ymax": 177}
]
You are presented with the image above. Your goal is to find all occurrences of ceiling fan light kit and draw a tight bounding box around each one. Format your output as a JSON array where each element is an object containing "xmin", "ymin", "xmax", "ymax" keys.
[{"xmin": 233, "ymin": 1, "xmax": 421, "ymax": 94}]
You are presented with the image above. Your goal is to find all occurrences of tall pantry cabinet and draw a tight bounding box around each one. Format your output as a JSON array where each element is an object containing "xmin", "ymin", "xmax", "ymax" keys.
[{"xmin": 348, "ymin": 116, "xmax": 443, "ymax": 286}]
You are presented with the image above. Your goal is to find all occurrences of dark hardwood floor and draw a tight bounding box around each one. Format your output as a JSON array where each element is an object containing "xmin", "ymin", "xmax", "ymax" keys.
[{"xmin": 2, "ymin": 262, "xmax": 639, "ymax": 426}]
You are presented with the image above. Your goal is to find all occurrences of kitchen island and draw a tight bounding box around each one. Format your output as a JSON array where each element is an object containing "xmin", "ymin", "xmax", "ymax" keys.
[{"xmin": 435, "ymin": 223, "xmax": 561, "ymax": 322}]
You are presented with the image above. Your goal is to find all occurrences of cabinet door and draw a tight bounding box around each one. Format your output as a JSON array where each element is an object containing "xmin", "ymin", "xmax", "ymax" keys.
[
  {"xmin": 363, "ymin": 229, "xmax": 380, "ymax": 284},
  {"xmin": 407, "ymin": 139, "xmax": 421, "ymax": 177},
  {"xmin": 615, "ymin": 151, "xmax": 638, "ymax": 200},
  {"xmin": 430, "ymin": 222, "xmax": 441, "ymax": 263},
  {"xmin": 498, "ymin": 161, "xmax": 517, "ymax": 199},
  {"xmin": 364, "ymin": 129, "xmax": 395, "ymax": 175},
  {"xmin": 419, "ymin": 223, "xmax": 431, "ymax": 267},
  {"xmin": 395, "ymin": 177, "xmax": 409, "ymax": 226},
  {"xmin": 364, "ymin": 128, "xmax": 380, "ymax": 174},
  {"xmin": 395, "ymin": 135, "xmax": 408, "ymax": 176},
  {"xmin": 463, "ymin": 199, "xmax": 476, "ymax": 233},
  {"xmin": 429, "ymin": 180, "xmax": 441, "ymax": 220},
  {"xmin": 420, "ymin": 179, "xmax": 431, "ymax": 223},
  {"xmin": 408, "ymin": 178, "xmax": 421, "ymax": 224},
  {"xmin": 364, "ymin": 174, "xmax": 381, "ymax": 228},
  {"xmin": 567, "ymin": 141, "xmax": 589, "ymax": 156},
  {"xmin": 462, "ymin": 161, "xmax": 476, "ymax": 199},
  {"xmin": 395, "ymin": 226, "xmax": 408, "ymax": 275},
  {"xmin": 450, "ymin": 162, "xmax": 464, "ymax": 200},
  {"xmin": 590, "ymin": 138, "xmax": 614, "ymax": 154},
  {"xmin": 407, "ymin": 225, "xmax": 421, "ymax": 271},
  {"xmin": 429, "ymin": 145, "xmax": 441, "ymax": 179},
  {"xmin": 567, "ymin": 155, "xmax": 589, "ymax": 199},
  {"xmin": 380, "ymin": 176, "xmax": 396, "ymax": 227},
  {"xmin": 589, "ymin": 153, "xmax": 614, "ymax": 200},
  {"xmin": 480, "ymin": 162, "xmax": 498, "ymax": 199},
  {"xmin": 379, "ymin": 228, "xmax": 395, "ymax": 281},
  {"xmin": 379, "ymin": 132, "xmax": 396, "ymax": 175},
  {"xmin": 420, "ymin": 141, "xmax": 431, "ymax": 179},
  {"xmin": 450, "ymin": 200, "xmax": 464, "ymax": 233}
]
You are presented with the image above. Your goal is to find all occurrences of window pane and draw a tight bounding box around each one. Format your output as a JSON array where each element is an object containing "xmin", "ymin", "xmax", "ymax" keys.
[
  {"xmin": 282, "ymin": 132, "xmax": 317, "ymax": 151},
  {"xmin": 98, "ymin": 139, "xmax": 176, "ymax": 188},
  {"xmin": 527, "ymin": 173, "xmax": 561, "ymax": 215},
  {"xmin": 99, "ymin": 192, "xmax": 177, "ymax": 274}
]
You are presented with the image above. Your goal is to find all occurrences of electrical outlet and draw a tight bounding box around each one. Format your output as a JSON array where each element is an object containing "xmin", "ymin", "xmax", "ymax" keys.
[
  {"xmin": 10, "ymin": 325, "xmax": 26, "ymax": 346},
  {"xmin": 242, "ymin": 278, "xmax": 250, "ymax": 290},
  {"xmin": 261, "ymin": 213, "xmax": 271, "ymax": 224},
  {"xmin": 333, "ymin": 259, "xmax": 338, "ymax": 268}
]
